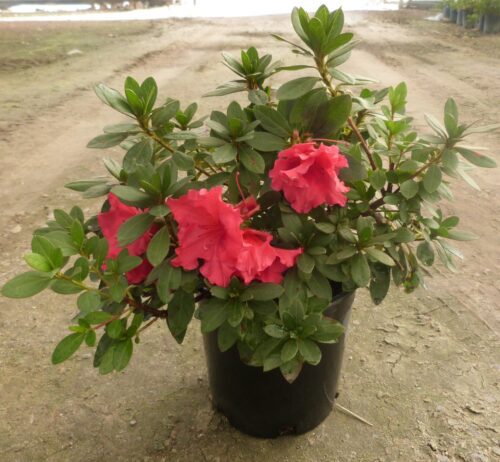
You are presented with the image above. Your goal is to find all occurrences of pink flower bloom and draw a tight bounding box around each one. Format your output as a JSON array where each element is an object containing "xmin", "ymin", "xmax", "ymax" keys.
[
  {"xmin": 236, "ymin": 229, "xmax": 302, "ymax": 284},
  {"xmin": 167, "ymin": 187, "xmax": 244, "ymax": 287},
  {"xmin": 269, "ymin": 143, "xmax": 350, "ymax": 214},
  {"xmin": 97, "ymin": 193, "xmax": 156, "ymax": 284}
]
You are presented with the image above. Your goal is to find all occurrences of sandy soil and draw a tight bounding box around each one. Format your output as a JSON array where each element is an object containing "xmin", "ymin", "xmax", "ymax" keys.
[{"xmin": 0, "ymin": 10, "xmax": 499, "ymax": 462}]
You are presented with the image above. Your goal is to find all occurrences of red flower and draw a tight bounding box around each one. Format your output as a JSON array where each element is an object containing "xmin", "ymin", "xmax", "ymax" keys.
[
  {"xmin": 269, "ymin": 143, "xmax": 349, "ymax": 214},
  {"xmin": 236, "ymin": 229, "xmax": 302, "ymax": 284},
  {"xmin": 167, "ymin": 187, "xmax": 244, "ymax": 287},
  {"xmin": 97, "ymin": 193, "xmax": 156, "ymax": 284}
]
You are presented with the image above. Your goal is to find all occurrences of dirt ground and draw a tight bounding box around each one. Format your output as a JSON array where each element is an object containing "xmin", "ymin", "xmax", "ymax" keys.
[{"xmin": 0, "ymin": 10, "xmax": 499, "ymax": 462}]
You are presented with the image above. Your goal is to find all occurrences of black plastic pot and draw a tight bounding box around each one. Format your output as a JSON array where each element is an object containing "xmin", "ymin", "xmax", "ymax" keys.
[
  {"xmin": 443, "ymin": 6, "xmax": 451, "ymax": 19},
  {"xmin": 483, "ymin": 13, "xmax": 500, "ymax": 33},
  {"xmin": 450, "ymin": 8, "xmax": 458, "ymax": 23},
  {"xmin": 203, "ymin": 291, "xmax": 355, "ymax": 438}
]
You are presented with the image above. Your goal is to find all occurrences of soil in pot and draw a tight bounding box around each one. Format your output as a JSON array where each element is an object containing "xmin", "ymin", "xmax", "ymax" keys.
[{"xmin": 203, "ymin": 290, "xmax": 355, "ymax": 438}]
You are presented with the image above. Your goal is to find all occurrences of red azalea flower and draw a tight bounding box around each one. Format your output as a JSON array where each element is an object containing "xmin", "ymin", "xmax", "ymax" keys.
[
  {"xmin": 97, "ymin": 193, "xmax": 156, "ymax": 284},
  {"xmin": 236, "ymin": 196, "xmax": 260, "ymax": 219},
  {"xmin": 167, "ymin": 187, "xmax": 244, "ymax": 287},
  {"xmin": 269, "ymin": 143, "xmax": 350, "ymax": 214},
  {"xmin": 236, "ymin": 229, "xmax": 303, "ymax": 285}
]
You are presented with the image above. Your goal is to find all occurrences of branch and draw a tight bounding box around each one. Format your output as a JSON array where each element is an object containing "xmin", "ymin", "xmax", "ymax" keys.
[
  {"xmin": 141, "ymin": 126, "xmax": 212, "ymax": 177},
  {"xmin": 347, "ymin": 116, "xmax": 377, "ymax": 170},
  {"xmin": 127, "ymin": 298, "xmax": 168, "ymax": 319}
]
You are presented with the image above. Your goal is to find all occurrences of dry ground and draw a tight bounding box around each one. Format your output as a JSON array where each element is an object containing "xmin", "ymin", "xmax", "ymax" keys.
[{"xmin": 0, "ymin": 10, "xmax": 499, "ymax": 462}]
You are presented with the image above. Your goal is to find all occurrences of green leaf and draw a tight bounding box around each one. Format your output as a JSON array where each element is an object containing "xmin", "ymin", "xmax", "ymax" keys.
[
  {"xmin": 365, "ymin": 248, "xmax": 395, "ymax": 266},
  {"xmin": 444, "ymin": 98, "xmax": 458, "ymax": 122},
  {"xmin": 51, "ymin": 333, "xmax": 85, "ymax": 365},
  {"xmin": 204, "ymin": 81, "xmax": 247, "ymax": 97},
  {"xmin": 85, "ymin": 311, "xmax": 113, "ymax": 324},
  {"xmin": 140, "ymin": 76, "xmax": 158, "ymax": 114},
  {"xmin": 394, "ymin": 228, "xmax": 415, "ymax": 243},
  {"xmin": 351, "ymin": 253, "xmax": 370, "ymax": 287},
  {"xmin": 263, "ymin": 354, "xmax": 283, "ymax": 372},
  {"xmin": 446, "ymin": 229, "xmax": 477, "ymax": 241},
  {"xmin": 199, "ymin": 298, "xmax": 231, "ymax": 333},
  {"xmin": 51, "ymin": 279, "xmax": 83, "ymax": 295},
  {"xmin": 106, "ymin": 319, "xmax": 125, "ymax": 340},
  {"xmin": 31, "ymin": 235, "xmax": 63, "ymax": 269},
  {"xmin": 239, "ymin": 146, "xmax": 265, "ymax": 174},
  {"xmin": 423, "ymin": 165, "xmax": 442, "ymax": 193},
  {"xmin": 111, "ymin": 185, "xmax": 152, "ymax": 208},
  {"xmin": 314, "ymin": 222, "xmax": 335, "ymax": 233},
  {"xmin": 43, "ymin": 231, "xmax": 79, "ymax": 256},
  {"xmin": 65, "ymin": 179, "xmax": 108, "ymax": 193},
  {"xmin": 248, "ymin": 89, "xmax": 268, "ymax": 106},
  {"xmin": 400, "ymin": 180, "xmax": 419, "ymax": 199},
  {"xmin": 217, "ymin": 322, "xmax": 239, "ymax": 352},
  {"xmin": 1, "ymin": 272, "xmax": 51, "ymax": 298},
  {"xmin": 276, "ymin": 77, "xmax": 320, "ymax": 101},
  {"xmin": 253, "ymin": 106, "xmax": 291, "ymax": 138},
  {"xmin": 456, "ymin": 148, "xmax": 497, "ymax": 168},
  {"xmin": 281, "ymin": 339, "xmax": 298, "ymax": 363},
  {"xmin": 242, "ymin": 283, "xmax": 284, "ymax": 301},
  {"xmin": 263, "ymin": 324, "xmax": 286, "ymax": 339},
  {"xmin": 113, "ymin": 339, "xmax": 133, "ymax": 372},
  {"xmin": 124, "ymin": 76, "xmax": 144, "ymax": 116},
  {"xmin": 87, "ymin": 132, "xmax": 128, "ymax": 149},
  {"xmin": 172, "ymin": 151, "xmax": 195, "ymax": 170},
  {"xmin": 77, "ymin": 291, "xmax": 102, "ymax": 314},
  {"xmin": 117, "ymin": 213, "xmax": 155, "ymax": 247},
  {"xmin": 306, "ymin": 271, "xmax": 332, "ymax": 300},
  {"xmin": 297, "ymin": 253, "xmax": 315, "ymax": 274},
  {"xmin": 167, "ymin": 290, "xmax": 195, "ymax": 343},
  {"xmin": 312, "ymin": 318, "xmax": 344, "ymax": 343},
  {"xmin": 151, "ymin": 100, "xmax": 180, "ymax": 127},
  {"xmin": 85, "ymin": 330, "xmax": 96, "ymax": 347},
  {"xmin": 247, "ymin": 132, "xmax": 287, "ymax": 152},
  {"xmin": 157, "ymin": 263, "xmax": 182, "ymax": 303},
  {"xmin": 417, "ymin": 241, "xmax": 435, "ymax": 266},
  {"xmin": 212, "ymin": 143, "xmax": 237, "ymax": 164},
  {"xmin": 24, "ymin": 253, "xmax": 52, "ymax": 272},
  {"xmin": 94, "ymin": 83, "xmax": 132, "ymax": 116},
  {"xmin": 70, "ymin": 220, "xmax": 85, "ymax": 249},
  {"xmin": 369, "ymin": 169, "xmax": 387, "ymax": 190},
  {"xmin": 424, "ymin": 113, "xmax": 447, "ymax": 138},
  {"xmin": 298, "ymin": 339, "xmax": 322, "ymax": 365},
  {"xmin": 146, "ymin": 227, "xmax": 171, "ymax": 267},
  {"xmin": 369, "ymin": 268, "xmax": 390, "ymax": 305},
  {"xmin": 126, "ymin": 312, "xmax": 144, "ymax": 338},
  {"xmin": 227, "ymin": 299, "xmax": 244, "ymax": 327}
]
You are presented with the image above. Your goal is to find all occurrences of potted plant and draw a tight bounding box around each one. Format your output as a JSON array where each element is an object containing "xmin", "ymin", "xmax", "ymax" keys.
[
  {"xmin": 442, "ymin": 0, "xmax": 452, "ymax": 19},
  {"xmin": 1, "ymin": 5, "xmax": 497, "ymax": 438},
  {"xmin": 478, "ymin": 0, "xmax": 500, "ymax": 32},
  {"xmin": 447, "ymin": 0, "xmax": 460, "ymax": 22}
]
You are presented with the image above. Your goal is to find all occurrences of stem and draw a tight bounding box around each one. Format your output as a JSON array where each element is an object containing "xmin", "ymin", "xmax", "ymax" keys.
[
  {"xmin": 127, "ymin": 298, "xmax": 168, "ymax": 319},
  {"xmin": 93, "ymin": 307, "xmax": 132, "ymax": 331},
  {"xmin": 316, "ymin": 61, "xmax": 377, "ymax": 170},
  {"xmin": 141, "ymin": 125, "xmax": 212, "ymax": 177},
  {"xmin": 136, "ymin": 317, "xmax": 159, "ymax": 334},
  {"xmin": 347, "ymin": 117, "xmax": 377, "ymax": 170},
  {"xmin": 370, "ymin": 151, "xmax": 443, "ymax": 210}
]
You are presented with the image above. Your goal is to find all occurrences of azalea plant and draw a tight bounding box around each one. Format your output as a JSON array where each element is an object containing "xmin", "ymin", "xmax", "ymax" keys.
[{"xmin": 2, "ymin": 5, "xmax": 497, "ymax": 382}]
